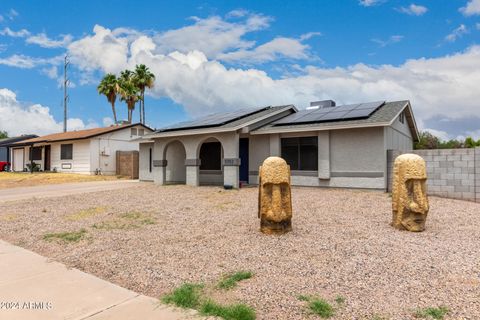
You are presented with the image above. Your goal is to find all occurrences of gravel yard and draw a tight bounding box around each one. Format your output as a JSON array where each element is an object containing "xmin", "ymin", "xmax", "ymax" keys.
[{"xmin": 1, "ymin": 184, "xmax": 479, "ymax": 319}]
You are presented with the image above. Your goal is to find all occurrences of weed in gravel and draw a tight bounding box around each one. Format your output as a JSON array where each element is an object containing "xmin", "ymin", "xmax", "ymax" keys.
[
  {"xmin": 43, "ymin": 229, "xmax": 87, "ymax": 243},
  {"xmin": 370, "ymin": 315, "xmax": 389, "ymax": 320},
  {"xmin": 200, "ymin": 300, "xmax": 255, "ymax": 320},
  {"xmin": 161, "ymin": 283, "xmax": 204, "ymax": 309},
  {"xmin": 121, "ymin": 211, "xmax": 156, "ymax": 225},
  {"xmin": 308, "ymin": 298, "xmax": 334, "ymax": 318},
  {"xmin": 92, "ymin": 211, "xmax": 155, "ymax": 230},
  {"xmin": 414, "ymin": 306, "xmax": 449, "ymax": 319},
  {"xmin": 335, "ymin": 295, "xmax": 346, "ymax": 305},
  {"xmin": 92, "ymin": 220, "xmax": 131, "ymax": 230},
  {"xmin": 218, "ymin": 271, "xmax": 253, "ymax": 289},
  {"xmin": 297, "ymin": 295, "xmax": 310, "ymax": 301},
  {"xmin": 66, "ymin": 206, "xmax": 107, "ymax": 221}
]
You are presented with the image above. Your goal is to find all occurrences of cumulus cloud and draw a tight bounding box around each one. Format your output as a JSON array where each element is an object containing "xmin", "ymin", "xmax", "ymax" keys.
[
  {"xmin": 26, "ymin": 33, "xmax": 73, "ymax": 48},
  {"xmin": 445, "ymin": 24, "xmax": 468, "ymax": 42},
  {"xmin": 0, "ymin": 27, "xmax": 30, "ymax": 37},
  {"xmin": 0, "ymin": 88, "xmax": 90, "ymax": 136},
  {"xmin": 397, "ymin": 4, "xmax": 428, "ymax": 16},
  {"xmin": 371, "ymin": 35, "xmax": 404, "ymax": 47},
  {"xmin": 0, "ymin": 54, "xmax": 62, "ymax": 69},
  {"xmin": 359, "ymin": 0, "xmax": 385, "ymax": 7},
  {"xmin": 460, "ymin": 0, "xmax": 480, "ymax": 16}
]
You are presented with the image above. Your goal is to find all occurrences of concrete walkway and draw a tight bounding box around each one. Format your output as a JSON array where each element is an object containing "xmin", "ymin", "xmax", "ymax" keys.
[
  {"xmin": 0, "ymin": 180, "xmax": 142, "ymax": 203},
  {"xmin": 0, "ymin": 240, "xmax": 199, "ymax": 320}
]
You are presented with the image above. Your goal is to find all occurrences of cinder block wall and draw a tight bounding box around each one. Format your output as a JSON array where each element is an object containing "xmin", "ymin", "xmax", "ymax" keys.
[{"xmin": 387, "ymin": 148, "xmax": 479, "ymax": 202}]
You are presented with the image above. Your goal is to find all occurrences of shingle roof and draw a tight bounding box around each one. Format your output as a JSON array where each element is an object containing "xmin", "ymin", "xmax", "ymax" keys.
[
  {"xmin": 254, "ymin": 100, "xmax": 409, "ymax": 132},
  {"xmin": 14, "ymin": 123, "xmax": 151, "ymax": 145}
]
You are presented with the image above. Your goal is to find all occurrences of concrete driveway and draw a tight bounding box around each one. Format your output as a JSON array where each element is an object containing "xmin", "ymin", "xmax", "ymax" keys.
[{"xmin": 0, "ymin": 180, "xmax": 143, "ymax": 203}]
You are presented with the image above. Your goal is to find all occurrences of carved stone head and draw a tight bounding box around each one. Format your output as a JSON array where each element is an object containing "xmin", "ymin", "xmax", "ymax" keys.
[
  {"xmin": 391, "ymin": 153, "xmax": 429, "ymax": 232},
  {"xmin": 258, "ymin": 156, "xmax": 292, "ymax": 234}
]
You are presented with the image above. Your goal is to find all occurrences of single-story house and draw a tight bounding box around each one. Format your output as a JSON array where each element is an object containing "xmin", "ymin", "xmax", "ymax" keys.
[
  {"xmin": 138, "ymin": 100, "xmax": 418, "ymax": 190},
  {"xmin": 0, "ymin": 135, "xmax": 38, "ymax": 164},
  {"xmin": 10, "ymin": 123, "xmax": 152, "ymax": 174}
]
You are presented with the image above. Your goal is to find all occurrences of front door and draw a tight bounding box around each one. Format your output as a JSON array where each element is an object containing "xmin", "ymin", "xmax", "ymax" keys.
[
  {"xmin": 239, "ymin": 138, "xmax": 249, "ymax": 183},
  {"xmin": 13, "ymin": 148, "xmax": 24, "ymax": 171},
  {"xmin": 44, "ymin": 145, "xmax": 51, "ymax": 171}
]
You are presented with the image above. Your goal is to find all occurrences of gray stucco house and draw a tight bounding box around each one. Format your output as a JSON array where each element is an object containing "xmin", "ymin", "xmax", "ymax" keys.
[{"xmin": 138, "ymin": 100, "xmax": 418, "ymax": 190}]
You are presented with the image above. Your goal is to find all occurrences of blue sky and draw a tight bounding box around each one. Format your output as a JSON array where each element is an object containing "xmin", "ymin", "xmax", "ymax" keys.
[{"xmin": 1, "ymin": 0, "xmax": 480, "ymax": 139}]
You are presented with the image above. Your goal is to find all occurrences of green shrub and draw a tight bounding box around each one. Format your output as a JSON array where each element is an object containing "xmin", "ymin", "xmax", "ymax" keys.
[
  {"xmin": 161, "ymin": 283, "xmax": 203, "ymax": 309},
  {"xmin": 308, "ymin": 298, "xmax": 334, "ymax": 318},
  {"xmin": 414, "ymin": 306, "xmax": 449, "ymax": 319},
  {"xmin": 43, "ymin": 229, "xmax": 87, "ymax": 243},
  {"xmin": 200, "ymin": 300, "xmax": 255, "ymax": 320}
]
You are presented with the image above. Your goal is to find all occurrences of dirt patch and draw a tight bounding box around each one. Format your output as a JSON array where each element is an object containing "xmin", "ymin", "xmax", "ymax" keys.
[{"xmin": 0, "ymin": 184, "xmax": 479, "ymax": 319}]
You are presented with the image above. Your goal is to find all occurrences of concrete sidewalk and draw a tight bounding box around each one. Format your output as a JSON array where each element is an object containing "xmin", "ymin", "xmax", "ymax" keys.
[
  {"xmin": 0, "ymin": 240, "xmax": 199, "ymax": 320},
  {"xmin": 0, "ymin": 180, "xmax": 143, "ymax": 203}
]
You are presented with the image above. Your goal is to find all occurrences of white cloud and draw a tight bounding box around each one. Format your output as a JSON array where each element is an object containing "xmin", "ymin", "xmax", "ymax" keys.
[
  {"xmin": 102, "ymin": 117, "xmax": 114, "ymax": 126},
  {"xmin": 460, "ymin": 0, "xmax": 480, "ymax": 16},
  {"xmin": 0, "ymin": 88, "xmax": 89, "ymax": 136},
  {"xmin": 0, "ymin": 27, "xmax": 30, "ymax": 37},
  {"xmin": 7, "ymin": 9, "xmax": 18, "ymax": 20},
  {"xmin": 445, "ymin": 24, "xmax": 468, "ymax": 42},
  {"xmin": 398, "ymin": 4, "xmax": 428, "ymax": 16},
  {"xmin": 0, "ymin": 54, "xmax": 62, "ymax": 69},
  {"xmin": 371, "ymin": 35, "xmax": 404, "ymax": 47},
  {"xmin": 423, "ymin": 128, "xmax": 451, "ymax": 141},
  {"xmin": 26, "ymin": 33, "xmax": 73, "ymax": 48},
  {"xmin": 359, "ymin": 0, "xmax": 385, "ymax": 7}
]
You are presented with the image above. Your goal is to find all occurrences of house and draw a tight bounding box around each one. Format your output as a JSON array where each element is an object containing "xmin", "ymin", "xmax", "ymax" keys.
[
  {"xmin": 10, "ymin": 123, "xmax": 153, "ymax": 174},
  {"xmin": 0, "ymin": 135, "xmax": 38, "ymax": 170},
  {"xmin": 138, "ymin": 100, "xmax": 418, "ymax": 190}
]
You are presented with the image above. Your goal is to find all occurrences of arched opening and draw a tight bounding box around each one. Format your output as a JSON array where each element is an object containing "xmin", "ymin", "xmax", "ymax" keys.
[
  {"xmin": 164, "ymin": 140, "xmax": 186, "ymax": 184},
  {"xmin": 198, "ymin": 138, "xmax": 224, "ymax": 186}
]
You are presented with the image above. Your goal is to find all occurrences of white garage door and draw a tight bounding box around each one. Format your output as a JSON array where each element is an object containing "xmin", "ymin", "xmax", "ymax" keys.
[{"xmin": 13, "ymin": 148, "xmax": 24, "ymax": 172}]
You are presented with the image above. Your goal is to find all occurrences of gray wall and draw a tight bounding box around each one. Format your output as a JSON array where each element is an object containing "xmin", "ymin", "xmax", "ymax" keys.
[
  {"xmin": 387, "ymin": 148, "xmax": 480, "ymax": 202},
  {"xmin": 139, "ymin": 143, "xmax": 154, "ymax": 181}
]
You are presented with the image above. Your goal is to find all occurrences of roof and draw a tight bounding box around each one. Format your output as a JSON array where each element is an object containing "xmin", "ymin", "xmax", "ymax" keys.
[
  {"xmin": 252, "ymin": 100, "xmax": 419, "ymax": 141},
  {"xmin": 146, "ymin": 105, "xmax": 295, "ymax": 138},
  {"xmin": 13, "ymin": 123, "xmax": 152, "ymax": 145},
  {"xmin": 0, "ymin": 135, "xmax": 38, "ymax": 147}
]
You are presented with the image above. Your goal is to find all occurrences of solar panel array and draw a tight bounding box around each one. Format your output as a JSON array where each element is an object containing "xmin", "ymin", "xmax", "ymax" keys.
[
  {"xmin": 273, "ymin": 101, "xmax": 385, "ymax": 126},
  {"xmin": 158, "ymin": 108, "xmax": 266, "ymax": 132}
]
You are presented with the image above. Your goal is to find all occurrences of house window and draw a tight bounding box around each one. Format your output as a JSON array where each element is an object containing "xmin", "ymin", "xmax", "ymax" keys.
[
  {"xmin": 60, "ymin": 144, "xmax": 73, "ymax": 160},
  {"xmin": 131, "ymin": 128, "xmax": 138, "ymax": 136},
  {"xmin": 149, "ymin": 148, "xmax": 152, "ymax": 173},
  {"xmin": 281, "ymin": 137, "xmax": 318, "ymax": 171},
  {"xmin": 29, "ymin": 147, "xmax": 42, "ymax": 161},
  {"xmin": 200, "ymin": 142, "xmax": 221, "ymax": 170},
  {"xmin": 138, "ymin": 129, "xmax": 145, "ymax": 136},
  {"xmin": 399, "ymin": 111, "xmax": 405, "ymax": 124}
]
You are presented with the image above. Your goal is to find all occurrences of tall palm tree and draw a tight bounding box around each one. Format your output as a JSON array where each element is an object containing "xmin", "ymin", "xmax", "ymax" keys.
[
  {"xmin": 117, "ymin": 71, "xmax": 140, "ymax": 123},
  {"xmin": 97, "ymin": 73, "xmax": 118, "ymax": 124},
  {"xmin": 133, "ymin": 64, "xmax": 155, "ymax": 124}
]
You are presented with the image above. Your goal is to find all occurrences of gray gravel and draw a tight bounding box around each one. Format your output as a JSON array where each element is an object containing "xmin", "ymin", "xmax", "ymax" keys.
[{"xmin": 1, "ymin": 184, "xmax": 479, "ymax": 320}]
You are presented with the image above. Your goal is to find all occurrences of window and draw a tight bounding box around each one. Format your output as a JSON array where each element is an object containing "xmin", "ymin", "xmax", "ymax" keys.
[
  {"xmin": 281, "ymin": 137, "xmax": 318, "ymax": 171},
  {"xmin": 149, "ymin": 148, "xmax": 152, "ymax": 173},
  {"xmin": 399, "ymin": 111, "xmax": 405, "ymax": 124},
  {"xmin": 199, "ymin": 142, "xmax": 221, "ymax": 170},
  {"xmin": 60, "ymin": 144, "xmax": 73, "ymax": 160},
  {"xmin": 130, "ymin": 128, "xmax": 138, "ymax": 136},
  {"xmin": 29, "ymin": 147, "xmax": 42, "ymax": 161},
  {"xmin": 138, "ymin": 128, "xmax": 145, "ymax": 136}
]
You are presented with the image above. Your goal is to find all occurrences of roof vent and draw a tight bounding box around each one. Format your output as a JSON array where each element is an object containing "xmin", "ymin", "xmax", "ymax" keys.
[{"xmin": 310, "ymin": 100, "xmax": 336, "ymax": 109}]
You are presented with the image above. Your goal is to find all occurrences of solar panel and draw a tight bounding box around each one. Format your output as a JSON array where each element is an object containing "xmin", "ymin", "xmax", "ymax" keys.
[{"xmin": 273, "ymin": 110, "xmax": 315, "ymax": 125}]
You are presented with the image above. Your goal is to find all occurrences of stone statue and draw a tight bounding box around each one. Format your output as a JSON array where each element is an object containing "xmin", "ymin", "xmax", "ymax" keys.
[
  {"xmin": 391, "ymin": 153, "xmax": 429, "ymax": 232},
  {"xmin": 258, "ymin": 156, "xmax": 292, "ymax": 234}
]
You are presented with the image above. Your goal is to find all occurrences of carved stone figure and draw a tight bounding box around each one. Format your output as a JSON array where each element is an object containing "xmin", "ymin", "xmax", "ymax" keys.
[
  {"xmin": 258, "ymin": 157, "xmax": 292, "ymax": 234},
  {"xmin": 391, "ymin": 153, "xmax": 429, "ymax": 232}
]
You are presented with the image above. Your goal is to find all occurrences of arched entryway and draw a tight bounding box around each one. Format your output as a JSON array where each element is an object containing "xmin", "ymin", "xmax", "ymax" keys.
[
  {"xmin": 198, "ymin": 138, "xmax": 224, "ymax": 186},
  {"xmin": 164, "ymin": 140, "xmax": 186, "ymax": 184}
]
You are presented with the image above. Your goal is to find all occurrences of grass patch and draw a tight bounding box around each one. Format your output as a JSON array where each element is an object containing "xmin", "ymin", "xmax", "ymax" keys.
[
  {"xmin": 66, "ymin": 206, "xmax": 107, "ymax": 221},
  {"xmin": 414, "ymin": 306, "xmax": 449, "ymax": 319},
  {"xmin": 335, "ymin": 295, "xmax": 346, "ymax": 305},
  {"xmin": 43, "ymin": 229, "xmax": 87, "ymax": 243},
  {"xmin": 297, "ymin": 295, "xmax": 310, "ymax": 302},
  {"xmin": 92, "ymin": 220, "xmax": 132, "ymax": 230},
  {"xmin": 121, "ymin": 211, "xmax": 156, "ymax": 225},
  {"xmin": 161, "ymin": 283, "xmax": 203, "ymax": 309},
  {"xmin": 200, "ymin": 300, "xmax": 255, "ymax": 320},
  {"xmin": 308, "ymin": 298, "xmax": 334, "ymax": 318},
  {"xmin": 92, "ymin": 211, "xmax": 155, "ymax": 230},
  {"xmin": 218, "ymin": 271, "xmax": 253, "ymax": 289}
]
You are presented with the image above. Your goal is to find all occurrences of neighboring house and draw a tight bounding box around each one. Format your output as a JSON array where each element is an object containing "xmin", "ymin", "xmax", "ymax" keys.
[
  {"xmin": 0, "ymin": 135, "xmax": 38, "ymax": 170},
  {"xmin": 139, "ymin": 100, "xmax": 418, "ymax": 190},
  {"xmin": 10, "ymin": 124, "xmax": 153, "ymax": 174}
]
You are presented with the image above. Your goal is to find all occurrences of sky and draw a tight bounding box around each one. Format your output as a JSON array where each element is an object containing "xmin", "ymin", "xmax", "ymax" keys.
[{"xmin": 0, "ymin": 0, "xmax": 479, "ymax": 140}]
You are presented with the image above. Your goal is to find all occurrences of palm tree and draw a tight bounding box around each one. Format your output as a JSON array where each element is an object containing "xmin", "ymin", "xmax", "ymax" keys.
[
  {"xmin": 117, "ymin": 71, "xmax": 140, "ymax": 123},
  {"xmin": 97, "ymin": 73, "xmax": 118, "ymax": 124},
  {"xmin": 133, "ymin": 64, "xmax": 155, "ymax": 124}
]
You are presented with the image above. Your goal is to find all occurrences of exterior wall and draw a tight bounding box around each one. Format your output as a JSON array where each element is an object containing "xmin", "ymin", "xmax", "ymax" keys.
[
  {"xmin": 51, "ymin": 140, "xmax": 91, "ymax": 174},
  {"xmin": 139, "ymin": 143, "xmax": 154, "ymax": 181},
  {"xmin": 11, "ymin": 146, "xmax": 44, "ymax": 171},
  {"xmin": 90, "ymin": 124, "xmax": 148, "ymax": 175},
  {"xmin": 165, "ymin": 140, "xmax": 186, "ymax": 183},
  {"xmin": 10, "ymin": 147, "xmax": 27, "ymax": 171},
  {"xmin": 387, "ymin": 148, "xmax": 479, "ymax": 202},
  {"xmin": 248, "ymin": 135, "xmax": 270, "ymax": 184}
]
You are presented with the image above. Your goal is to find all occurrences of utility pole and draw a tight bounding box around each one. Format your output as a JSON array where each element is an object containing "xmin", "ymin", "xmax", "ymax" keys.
[{"xmin": 63, "ymin": 55, "xmax": 70, "ymax": 132}]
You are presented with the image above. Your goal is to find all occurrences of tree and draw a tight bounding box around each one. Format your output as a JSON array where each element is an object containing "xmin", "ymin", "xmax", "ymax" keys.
[
  {"xmin": 133, "ymin": 64, "xmax": 155, "ymax": 124},
  {"xmin": 117, "ymin": 70, "xmax": 140, "ymax": 123},
  {"xmin": 97, "ymin": 74, "xmax": 118, "ymax": 124},
  {"xmin": 464, "ymin": 137, "xmax": 476, "ymax": 148},
  {"xmin": 415, "ymin": 131, "xmax": 439, "ymax": 149},
  {"xmin": 0, "ymin": 131, "xmax": 8, "ymax": 139}
]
